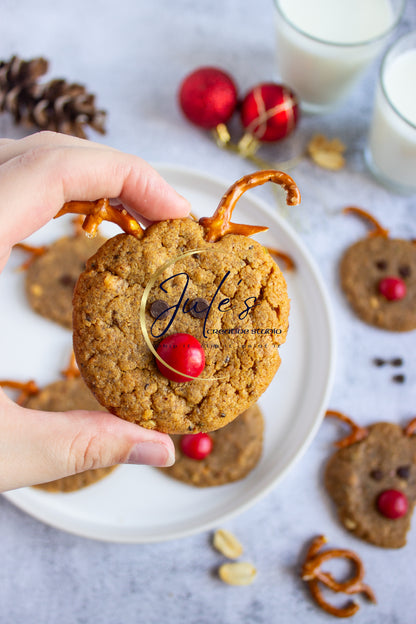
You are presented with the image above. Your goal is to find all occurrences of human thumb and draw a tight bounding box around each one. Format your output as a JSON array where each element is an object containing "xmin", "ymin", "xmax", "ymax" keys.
[{"xmin": 0, "ymin": 391, "xmax": 175, "ymax": 492}]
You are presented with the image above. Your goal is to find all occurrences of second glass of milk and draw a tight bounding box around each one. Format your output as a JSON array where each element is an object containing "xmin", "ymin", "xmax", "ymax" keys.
[
  {"xmin": 365, "ymin": 30, "xmax": 416, "ymax": 195},
  {"xmin": 274, "ymin": 0, "xmax": 406, "ymax": 113}
]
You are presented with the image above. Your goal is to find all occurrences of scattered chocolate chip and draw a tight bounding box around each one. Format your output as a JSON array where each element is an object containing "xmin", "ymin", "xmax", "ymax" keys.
[
  {"xmin": 392, "ymin": 374, "xmax": 405, "ymax": 384},
  {"xmin": 370, "ymin": 469, "xmax": 384, "ymax": 481},
  {"xmin": 396, "ymin": 465, "xmax": 410, "ymax": 480},
  {"xmin": 398, "ymin": 265, "xmax": 411, "ymax": 279},
  {"xmin": 149, "ymin": 299, "xmax": 169, "ymax": 320},
  {"xmin": 220, "ymin": 413, "xmax": 226, "ymax": 418},
  {"xmin": 223, "ymin": 355, "xmax": 230, "ymax": 365},
  {"xmin": 373, "ymin": 358, "xmax": 386, "ymax": 367},
  {"xmin": 59, "ymin": 274, "xmax": 76, "ymax": 289},
  {"xmin": 189, "ymin": 297, "xmax": 209, "ymax": 319},
  {"xmin": 375, "ymin": 259, "xmax": 387, "ymax": 270},
  {"xmin": 390, "ymin": 357, "xmax": 403, "ymax": 367},
  {"xmin": 85, "ymin": 313, "xmax": 91, "ymax": 322}
]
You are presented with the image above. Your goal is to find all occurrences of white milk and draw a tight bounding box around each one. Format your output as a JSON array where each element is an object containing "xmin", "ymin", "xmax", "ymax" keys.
[
  {"xmin": 275, "ymin": 0, "xmax": 397, "ymax": 111},
  {"xmin": 367, "ymin": 47, "xmax": 416, "ymax": 193}
]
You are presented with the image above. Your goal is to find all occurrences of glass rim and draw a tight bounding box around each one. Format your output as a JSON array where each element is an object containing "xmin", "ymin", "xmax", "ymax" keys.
[
  {"xmin": 273, "ymin": 0, "xmax": 406, "ymax": 48},
  {"xmin": 380, "ymin": 29, "xmax": 416, "ymax": 131}
]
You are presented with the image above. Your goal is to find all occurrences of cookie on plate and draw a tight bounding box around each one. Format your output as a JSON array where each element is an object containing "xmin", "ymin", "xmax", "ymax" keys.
[
  {"xmin": 340, "ymin": 206, "xmax": 416, "ymax": 332},
  {"xmin": 19, "ymin": 231, "xmax": 106, "ymax": 329},
  {"xmin": 160, "ymin": 403, "xmax": 264, "ymax": 487},
  {"xmin": 325, "ymin": 410, "xmax": 416, "ymax": 548},
  {"xmin": 0, "ymin": 369, "xmax": 117, "ymax": 494},
  {"xmin": 32, "ymin": 465, "xmax": 116, "ymax": 493},
  {"xmin": 60, "ymin": 170, "xmax": 300, "ymax": 434},
  {"xmin": 24, "ymin": 375, "xmax": 117, "ymax": 493}
]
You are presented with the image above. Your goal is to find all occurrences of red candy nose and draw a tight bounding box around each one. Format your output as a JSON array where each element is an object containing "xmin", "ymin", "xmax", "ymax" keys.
[
  {"xmin": 378, "ymin": 276, "xmax": 407, "ymax": 301},
  {"xmin": 156, "ymin": 333, "xmax": 205, "ymax": 383},
  {"xmin": 377, "ymin": 489, "xmax": 408, "ymax": 519},
  {"xmin": 180, "ymin": 433, "xmax": 213, "ymax": 460}
]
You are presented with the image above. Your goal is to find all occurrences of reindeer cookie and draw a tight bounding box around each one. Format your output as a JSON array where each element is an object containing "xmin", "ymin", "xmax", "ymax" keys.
[
  {"xmin": 340, "ymin": 206, "xmax": 416, "ymax": 332},
  {"xmin": 58, "ymin": 170, "xmax": 300, "ymax": 434},
  {"xmin": 160, "ymin": 403, "xmax": 264, "ymax": 487},
  {"xmin": 325, "ymin": 410, "xmax": 416, "ymax": 548},
  {"xmin": 0, "ymin": 355, "xmax": 117, "ymax": 493},
  {"xmin": 16, "ymin": 221, "xmax": 106, "ymax": 330}
]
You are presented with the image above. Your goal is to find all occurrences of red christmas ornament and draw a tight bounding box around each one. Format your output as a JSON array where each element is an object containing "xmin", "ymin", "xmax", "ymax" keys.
[
  {"xmin": 156, "ymin": 333, "xmax": 205, "ymax": 383},
  {"xmin": 378, "ymin": 276, "xmax": 407, "ymax": 301},
  {"xmin": 180, "ymin": 432, "xmax": 213, "ymax": 460},
  {"xmin": 178, "ymin": 66, "xmax": 238, "ymax": 129},
  {"xmin": 240, "ymin": 83, "xmax": 299, "ymax": 142}
]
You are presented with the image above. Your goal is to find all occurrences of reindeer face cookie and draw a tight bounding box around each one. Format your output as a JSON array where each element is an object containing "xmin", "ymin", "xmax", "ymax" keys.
[
  {"xmin": 0, "ymin": 364, "xmax": 117, "ymax": 493},
  {"xmin": 161, "ymin": 403, "xmax": 264, "ymax": 487},
  {"xmin": 340, "ymin": 207, "xmax": 416, "ymax": 332},
  {"xmin": 59, "ymin": 170, "xmax": 300, "ymax": 434},
  {"xmin": 325, "ymin": 411, "xmax": 416, "ymax": 548},
  {"xmin": 18, "ymin": 232, "xmax": 106, "ymax": 329}
]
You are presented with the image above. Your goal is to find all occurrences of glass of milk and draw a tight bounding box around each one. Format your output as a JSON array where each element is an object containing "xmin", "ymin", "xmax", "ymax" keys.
[
  {"xmin": 274, "ymin": 0, "xmax": 406, "ymax": 113},
  {"xmin": 365, "ymin": 30, "xmax": 416, "ymax": 195}
]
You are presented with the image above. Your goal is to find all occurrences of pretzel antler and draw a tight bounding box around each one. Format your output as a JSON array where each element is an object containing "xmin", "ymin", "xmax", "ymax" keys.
[
  {"xmin": 265, "ymin": 246, "xmax": 296, "ymax": 270},
  {"xmin": 199, "ymin": 170, "xmax": 301, "ymax": 242},
  {"xmin": 301, "ymin": 535, "xmax": 376, "ymax": 618},
  {"xmin": 61, "ymin": 351, "xmax": 80, "ymax": 380},
  {"xmin": 0, "ymin": 379, "xmax": 40, "ymax": 405},
  {"xmin": 14, "ymin": 242, "xmax": 49, "ymax": 270},
  {"xmin": 343, "ymin": 206, "xmax": 389, "ymax": 238},
  {"xmin": 404, "ymin": 417, "xmax": 416, "ymax": 437},
  {"xmin": 55, "ymin": 199, "xmax": 144, "ymax": 238},
  {"xmin": 325, "ymin": 410, "xmax": 369, "ymax": 449}
]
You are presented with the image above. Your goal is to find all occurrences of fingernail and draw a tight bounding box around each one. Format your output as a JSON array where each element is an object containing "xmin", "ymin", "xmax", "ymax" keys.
[{"xmin": 125, "ymin": 442, "xmax": 174, "ymax": 467}]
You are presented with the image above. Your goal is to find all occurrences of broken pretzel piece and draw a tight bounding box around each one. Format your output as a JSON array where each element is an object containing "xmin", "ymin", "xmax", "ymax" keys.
[
  {"xmin": 199, "ymin": 170, "xmax": 301, "ymax": 243},
  {"xmin": 55, "ymin": 198, "xmax": 144, "ymax": 238},
  {"xmin": 301, "ymin": 535, "xmax": 376, "ymax": 618}
]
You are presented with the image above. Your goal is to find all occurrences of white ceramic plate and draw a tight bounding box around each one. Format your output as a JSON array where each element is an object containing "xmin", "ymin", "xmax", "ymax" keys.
[{"xmin": 1, "ymin": 166, "xmax": 335, "ymax": 542}]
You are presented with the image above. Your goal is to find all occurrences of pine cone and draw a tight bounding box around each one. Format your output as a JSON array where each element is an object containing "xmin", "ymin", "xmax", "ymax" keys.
[{"xmin": 0, "ymin": 55, "xmax": 106, "ymax": 138}]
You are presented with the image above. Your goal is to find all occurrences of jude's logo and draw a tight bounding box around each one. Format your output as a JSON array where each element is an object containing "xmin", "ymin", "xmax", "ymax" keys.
[{"xmin": 139, "ymin": 248, "xmax": 259, "ymax": 381}]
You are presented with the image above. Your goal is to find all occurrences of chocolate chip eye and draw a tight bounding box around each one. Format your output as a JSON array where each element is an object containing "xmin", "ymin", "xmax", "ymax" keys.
[
  {"xmin": 396, "ymin": 465, "xmax": 410, "ymax": 480},
  {"xmin": 375, "ymin": 259, "xmax": 387, "ymax": 271},
  {"xmin": 370, "ymin": 469, "xmax": 384, "ymax": 481},
  {"xmin": 149, "ymin": 300, "xmax": 169, "ymax": 320},
  {"xmin": 398, "ymin": 265, "xmax": 411, "ymax": 279},
  {"xmin": 59, "ymin": 274, "xmax": 77, "ymax": 289},
  {"xmin": 188, "ymin": 297, "xmax": 210, "ymax": 319}
]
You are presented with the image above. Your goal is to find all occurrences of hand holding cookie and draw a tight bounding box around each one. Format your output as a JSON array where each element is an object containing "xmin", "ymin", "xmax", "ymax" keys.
[{"xmin": 0, "ymin": 131, "xmax": 192, "ymax": 491}]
